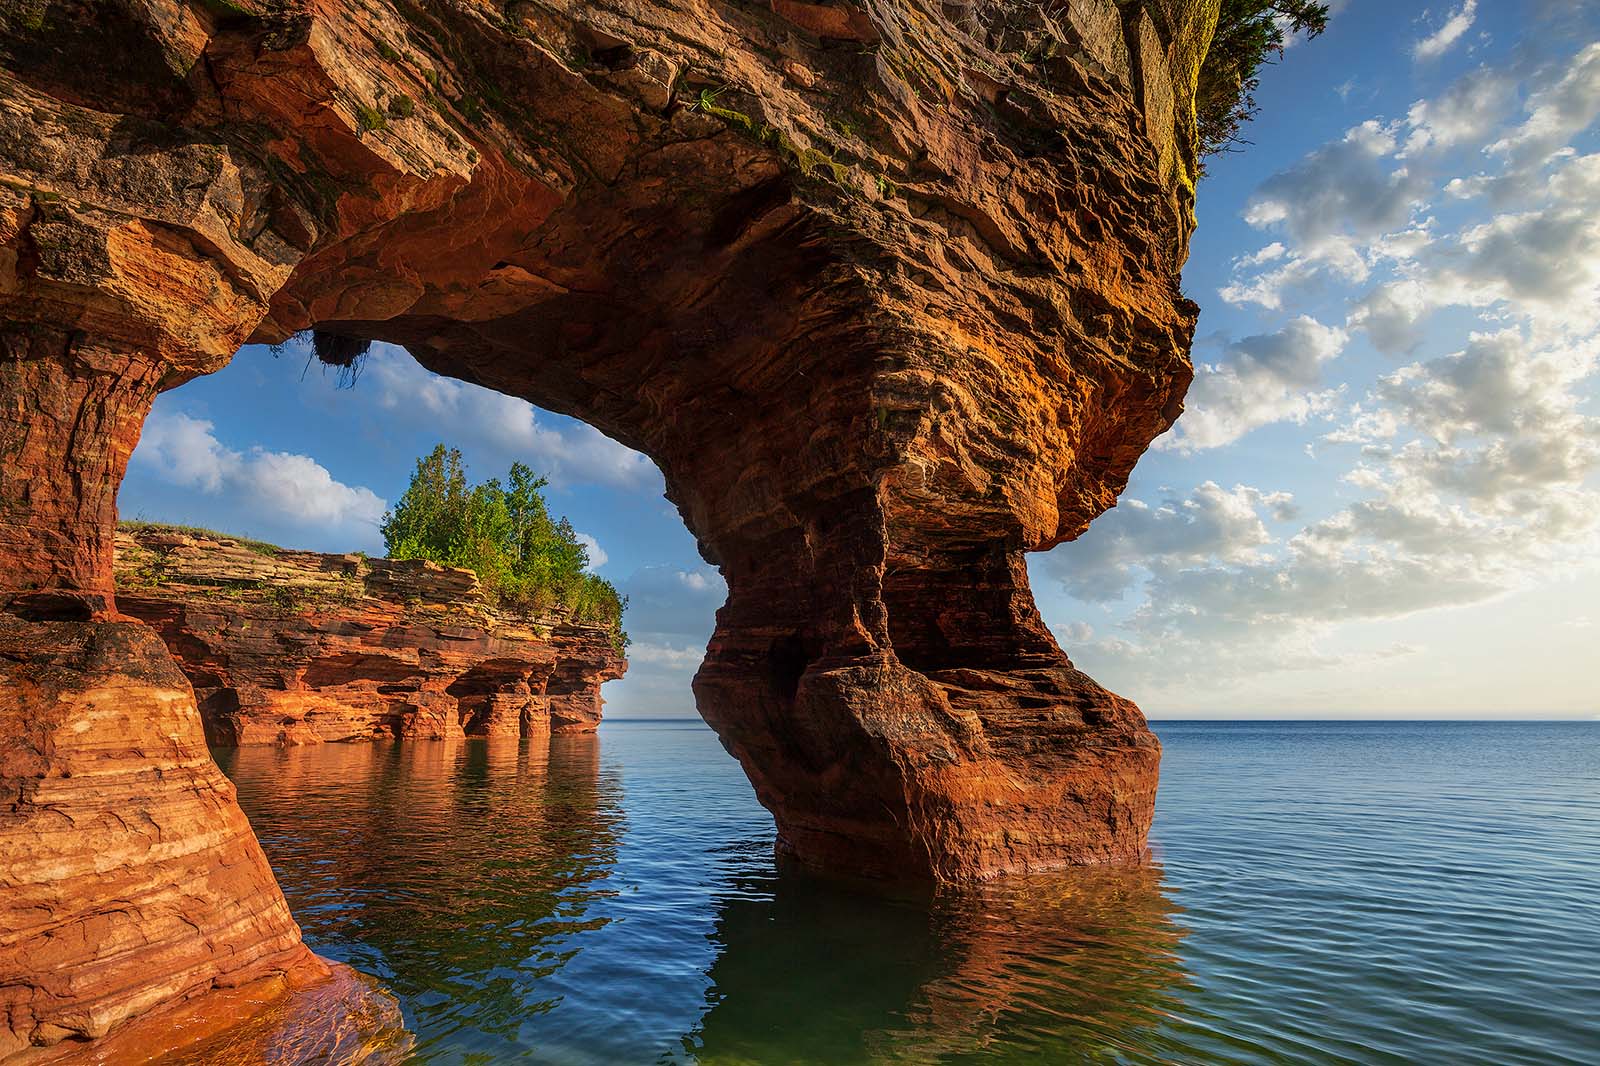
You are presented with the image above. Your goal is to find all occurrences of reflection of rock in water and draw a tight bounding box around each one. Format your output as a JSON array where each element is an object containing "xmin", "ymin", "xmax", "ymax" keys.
[
  {"xmin": 216, "ymin": 735, "xmax": 620, "ymax": 1049},
  {"xmin": 688, "ymin": 866, "xmax": 1188, "ymax": 1065}
]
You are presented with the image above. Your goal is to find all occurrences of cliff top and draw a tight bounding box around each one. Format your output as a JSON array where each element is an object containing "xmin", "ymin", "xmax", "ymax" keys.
[{"xmin": 113, "ymin": 522, "xmax": 618, "ymax": 644}]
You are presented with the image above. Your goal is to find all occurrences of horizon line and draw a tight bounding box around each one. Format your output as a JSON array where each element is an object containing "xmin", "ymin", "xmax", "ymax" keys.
[{"xmin": 601, "ymin": 715, "xmax": 1600, "ymax": 723}]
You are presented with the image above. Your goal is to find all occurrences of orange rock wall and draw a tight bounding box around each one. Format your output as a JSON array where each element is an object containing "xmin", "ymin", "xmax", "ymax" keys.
[
  {"xmin": 0, "ymin": 616, "xmax": 326, "ymax": 1061},
  {"xmin": 1, "ymin": 0, "xmax": 1216, "ymax": 1058}
]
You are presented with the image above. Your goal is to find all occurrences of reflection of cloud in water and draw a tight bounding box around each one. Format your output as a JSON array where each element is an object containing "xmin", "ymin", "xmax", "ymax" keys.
[{"xmin": 688, "ymin": 866, "xmax": 1190, "ymax": 1065}]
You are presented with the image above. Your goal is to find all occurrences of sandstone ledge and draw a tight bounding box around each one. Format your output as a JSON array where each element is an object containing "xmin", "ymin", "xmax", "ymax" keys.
[{"xmin": 113, "ymin": 527, "xmax": 627, "ymax": 745}]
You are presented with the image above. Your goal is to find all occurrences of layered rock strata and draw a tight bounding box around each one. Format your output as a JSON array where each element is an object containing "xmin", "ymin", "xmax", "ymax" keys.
[
  {"xmin": 0, "ymin": 613, "xmax": 328, "ymax": 1062},
  {"xmin": 2, "ymin": 0, "xmax": 1216, "ymax": 1059},
  {"xmin": 114, "ymin": 528, "xmax": 626, "ymax": 745}
]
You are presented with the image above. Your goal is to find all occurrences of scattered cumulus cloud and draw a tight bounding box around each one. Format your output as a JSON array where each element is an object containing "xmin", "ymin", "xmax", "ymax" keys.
[
  {"xmin": 1402, "ymin": 66, "xmax": 1516, "ymax": 155},
  {"xmin": 365, "ymin": 345, "xmax": 660, "ymax": 492},
  {"xmin": 135, "ymin": 408, "xmax": 239, "ymax": 494},
  {"xmin": 1059, "ymin": 324, "xmax": 1600, "ymax": 695},
  {"xmin": 1221, "ymin": 122, "xmax": 1432, "ymax": 308},
  {"xmin": 1413, "ymin": 0, "xmax": 1478, "ymax": 62},
  {"xmin": 134, "ymin": 410, "xmax": 386, "ymax": 537},
  {"xmin": 1162, "ymin": 316, "xmax": 1348, "ymax": 452},
  {"xmin": 1041, "ymin": 482, "xmax": 1296, "ymax": 601},
  {"xmin": 1240, "ymin": 121, "xmax": 1425, "ymax": 265},
  {"xmin": 1486, "ymin": 42, "xmax": 1600, "ymax": 177},
  {"xmin": 1062, "ymin": 33, "xmax": 1600, "ymax": 704}
]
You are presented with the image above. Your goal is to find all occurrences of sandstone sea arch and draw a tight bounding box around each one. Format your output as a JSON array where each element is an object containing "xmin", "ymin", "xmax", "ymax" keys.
[{"xmin": 0, "ymin": 0, "xmax": 1210, "ymax": 1057}]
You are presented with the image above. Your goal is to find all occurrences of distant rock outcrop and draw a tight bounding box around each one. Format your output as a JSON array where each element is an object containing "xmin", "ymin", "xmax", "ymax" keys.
[{"xmin": 114, "ymin": 528, "xmax": 626, "ymax": 745}]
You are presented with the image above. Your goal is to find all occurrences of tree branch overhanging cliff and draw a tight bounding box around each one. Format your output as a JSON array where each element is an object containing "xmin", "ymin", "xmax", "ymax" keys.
[{"xmin": 1196, "ymin": 0, "xmax": 1330, "ymax": 160}]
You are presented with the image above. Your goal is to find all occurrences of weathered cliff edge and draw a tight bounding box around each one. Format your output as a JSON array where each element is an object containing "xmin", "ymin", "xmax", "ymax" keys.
[
  {"xmin": 114, "ymin": 528, "xmax": 626, "ymax": 746},
  {"xmin": 1, "ymin": 0, "xmax": 1215, "ymax": 1058}
]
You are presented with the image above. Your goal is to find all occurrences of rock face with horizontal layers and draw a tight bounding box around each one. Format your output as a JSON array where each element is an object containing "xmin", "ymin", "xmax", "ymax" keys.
[
  {"xmin": 0, "ymin": 614, "xmax": 330, "ymax": 1062},
  {"xmin": 0, "ymin": 0, "xmax": 1215, "ymax": 1058},
  {"xmin": 114, "ymin": 528, "xmax": 626, "ymax": 745}
]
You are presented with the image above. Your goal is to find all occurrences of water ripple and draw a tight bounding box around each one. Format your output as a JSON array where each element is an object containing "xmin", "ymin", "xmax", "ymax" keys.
[{"xmin": 213, "ymin": 719, "xmax": 1600, "ymax": 1065}]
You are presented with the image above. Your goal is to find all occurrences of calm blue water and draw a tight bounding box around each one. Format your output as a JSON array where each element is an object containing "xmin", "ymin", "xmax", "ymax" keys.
[{"xmin": 216, "ymin": 720, "xmax": 1600, "ymax": 1064}]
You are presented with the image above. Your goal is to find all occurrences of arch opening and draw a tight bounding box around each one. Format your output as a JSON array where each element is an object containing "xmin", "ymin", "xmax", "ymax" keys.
[{"xmin": 114, "ymin": 339, "xmax": 673, "ymax": 743}]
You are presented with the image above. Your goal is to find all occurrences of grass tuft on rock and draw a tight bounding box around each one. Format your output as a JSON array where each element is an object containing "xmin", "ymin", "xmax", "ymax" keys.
[{"xmin": 118, "ymin": 520, "xmax": 283, "ymax": 557}]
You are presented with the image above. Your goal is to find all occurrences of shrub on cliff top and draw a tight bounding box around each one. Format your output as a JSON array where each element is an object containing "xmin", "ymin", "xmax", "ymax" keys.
[
  {"xmin": 381, "ymin": 445, "xmax": 629, "ymax": 649},
  {"xmin": 1197, "ymin": 0, "xmax": 1330, "ymax": 160}
]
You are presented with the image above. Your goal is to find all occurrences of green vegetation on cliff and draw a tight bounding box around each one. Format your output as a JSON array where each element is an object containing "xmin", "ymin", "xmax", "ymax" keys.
[
  {"xmin": 116, "ymin": 520, "xmax": 282, "ymax": 557},
  {"xmin": 1198, "ymin": 0, "xmax": 1330, "ymax": 159},
  {"xmin": 382, "ymin": 445, "xmax": 628, "ymax": 648}
]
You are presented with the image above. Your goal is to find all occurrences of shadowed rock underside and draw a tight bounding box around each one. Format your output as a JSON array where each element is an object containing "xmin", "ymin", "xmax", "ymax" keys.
[{"xmin": 0, "ymin": 0, "xmax": 1212, "ymax": 1059}]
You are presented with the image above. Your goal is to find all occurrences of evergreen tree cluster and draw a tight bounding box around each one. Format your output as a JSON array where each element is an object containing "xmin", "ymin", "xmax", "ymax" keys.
[{"xmin": 381, "ymin": 445, "xmax": 628, "ymax": 650}]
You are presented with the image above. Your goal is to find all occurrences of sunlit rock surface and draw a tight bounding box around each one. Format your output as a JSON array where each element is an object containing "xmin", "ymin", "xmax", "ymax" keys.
[
  {"xmin": 0, "ymin": 615, "xmax": 324, "ymax": 1061},
  {"xmin": 114, "ymin": 528, "xmax": 626, "ymax": 744},
  {"xmin": 1, "ymin": 0, "xmax": 1214, "ymax": 1059}
]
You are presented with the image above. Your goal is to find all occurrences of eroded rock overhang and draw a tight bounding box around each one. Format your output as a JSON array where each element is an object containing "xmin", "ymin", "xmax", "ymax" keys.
[{"xmin": 0, "ymin": 1, "xmax": 1213, "ymax": 1058}]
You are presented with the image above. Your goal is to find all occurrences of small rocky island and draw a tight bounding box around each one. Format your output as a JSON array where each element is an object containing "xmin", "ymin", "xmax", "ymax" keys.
[{"xmin": 115, "ymin": 525, "xmax": 627, "ymax": 746}]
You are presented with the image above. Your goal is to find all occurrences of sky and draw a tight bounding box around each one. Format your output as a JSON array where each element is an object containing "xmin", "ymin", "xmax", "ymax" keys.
[{"xmin": 120, "ymin": 0, "xmax": 1600, "ymax": 721}]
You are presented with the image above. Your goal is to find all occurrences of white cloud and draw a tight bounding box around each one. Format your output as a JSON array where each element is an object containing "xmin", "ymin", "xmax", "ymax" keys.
[
  {"xmin": 1350, "ymin": 154, "xmax": 1600, "ymax": 345},
  {"xmin": 1163, "ymin": 317, "xmax": 1349, "ymax": 451},
  {"xmin": 601, "ymin": 565, "xmax": 728, "ymax": 715},
  {"xmin": 1367, "ymin": 331, "xmax": 1599, "ymax": 448},
  {"xmin": 1440, "ymin": 203, "xmax": 1600, "ymax": 330},
  {"xmin": 1235, "ymin": 44, "xmax": 1600, "ymax": 324},
  {"xmin": 617, "ymin": 564, "xmax": 726, "ymax": 644},
  {"xmin": 136, "ymin": 409, "xmax": 240, "ymax": 493},
  {"xmin": 1347, "ymin": 279, "xmax": 1432, "ymax": 354},
  {"xmin": 1242, "ymin": 121, "xmax": 1424, "ymax": 262},
  {"xmin": 626, "ymin": 642, "xmax": 705, "ymax": 669},
  {"xmin": 1047, "ymin": 32, "xmax": 1600, "ymax": 712},
  {"xmin": 245, "ymin": 451, "xmax": 386, "ymax": 528},
  {"xmin": 1402, "ymin": 65, "xmax": 1516, "ymax": 155},
  {"xmin": 1413, "ymin": 0, "xmax": 1478, "ymax": 61},
  {"xmin": 1487, "ymin": 42, "xmax": 1600, "ymax": 175},
  {"xmin": 1223, "ymin": 123, "xmax": 1430, "ymax": 307},
  {"xmin": 365, "ymin": 346, "xmax": 660, "ymax": 491},
  {"xmin": 132, "ymin": 410, "xmax": 387, "ymax": 535},
  {"xmin": 1058, "ymin": 621, "xmax": 1095, "ymax": 643},
  {"xmin": 575, "ymin": 531, "xmax": 608, "ymax": 570},
  {"xmin": 1059, "ymin": 326, "xmax": 1600, "ymax": 695},
  {"xmin": 1042, "ymin": 482, "xmax": 1295, "ymax": 601}
]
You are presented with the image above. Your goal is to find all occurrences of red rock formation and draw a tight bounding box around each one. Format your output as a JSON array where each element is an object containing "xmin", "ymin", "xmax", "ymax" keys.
[
  {"xmin": 113, "ymin": 528, "xmax": 625, "ymax": 745},
  {"xmin": 0, "ymin": 614, "xmax": 327, "ymax": 1061},
  {"xmin": 1, "ymin": 0, "xmax": 1217, "ymax": 1058}
]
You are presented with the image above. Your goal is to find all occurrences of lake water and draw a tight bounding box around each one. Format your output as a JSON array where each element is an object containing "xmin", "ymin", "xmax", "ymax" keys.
[{"xmin": 215, "ymin": 720, "xmax": 1600, "ymax": 1065}]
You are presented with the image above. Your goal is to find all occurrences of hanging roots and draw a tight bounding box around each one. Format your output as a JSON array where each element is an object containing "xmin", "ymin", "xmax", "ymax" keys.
[
  {"xmin": 310, "ymin": 330, "xmax": 372, "ymax": 387},
  {"xmin": 311, "ymin": 330, "xmax": 372, "ymax": 367}
]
